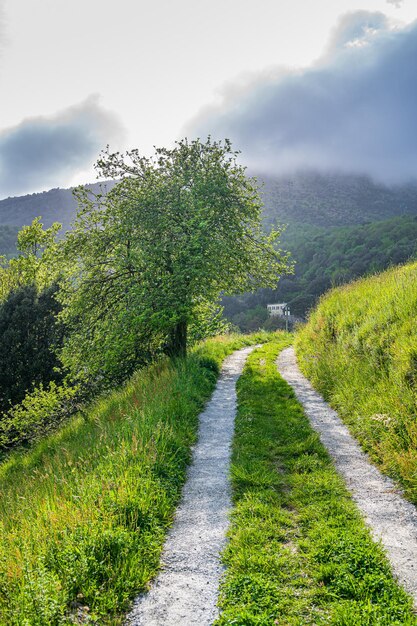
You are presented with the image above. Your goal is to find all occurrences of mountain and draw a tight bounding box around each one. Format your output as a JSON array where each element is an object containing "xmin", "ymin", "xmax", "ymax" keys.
[
  {"xmin": 0, "ymin": 181, "xmax": 115, "ymax": 232},
  {"xmin": 1, "ymin": 171, "xmax": 417, "ymax": 235},
  {"xmin": 259, "ymin": 171, "xmax": 417, "ymax": 227},
  {"xmin": 2, "ymin": 172, "xmax": 417, "ymax": 320},
  {"xmin": 2, "ymin": 171, "xmax": 417, "ymax": 234}
]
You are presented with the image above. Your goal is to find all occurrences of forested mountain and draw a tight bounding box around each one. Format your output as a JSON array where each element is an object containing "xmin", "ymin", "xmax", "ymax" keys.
[
  {"xmin": 0, "ymin": 226, "xmax": 20, "ymax": 257},
  {"xmin": 259, "ymin": 171, "xmax": 417, "ymax": 227},
  {"xmin": 0, "ymin": 181, "xmax": 114, "ymax": 232},
  {"xmin": 2, "ymin": 171, "xmax": 417, "ymax": 236}
]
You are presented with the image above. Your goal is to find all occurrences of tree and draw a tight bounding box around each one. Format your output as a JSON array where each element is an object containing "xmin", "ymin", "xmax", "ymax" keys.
[
  {"xmin": 0, "ymin": 283, "xmax": 64, "ymax": 412},
  {"xmin": 0, "ymin": 218, "xmax": 62, "ymax": 301},
  {"xmin": 57, "ymin": 138, "xmax": 290, "ymax": 384}
]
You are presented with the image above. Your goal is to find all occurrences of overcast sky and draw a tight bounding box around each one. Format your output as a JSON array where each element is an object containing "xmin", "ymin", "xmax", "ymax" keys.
[{"xmin": 1, "ymin": 0, "xmax": 416, "ymax": 197}]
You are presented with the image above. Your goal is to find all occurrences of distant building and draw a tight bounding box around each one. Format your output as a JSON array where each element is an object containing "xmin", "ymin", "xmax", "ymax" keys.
[{"xmin": 267, "ymin": 303, "xmax": 290, "ymax": 317}]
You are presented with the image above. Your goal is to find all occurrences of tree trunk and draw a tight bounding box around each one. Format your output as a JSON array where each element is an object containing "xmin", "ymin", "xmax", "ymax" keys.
[{"xmin": 165, "ymin": 319, "xmax": 187, "ymax": 358}]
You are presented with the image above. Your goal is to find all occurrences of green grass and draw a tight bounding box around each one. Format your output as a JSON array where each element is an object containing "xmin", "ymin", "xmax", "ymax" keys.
[
  {"xmin": 296, "ymin": 261, "xmax": 417, "ymax": 504},
  {"xmin": 215, "ymin": 339, "xmax": 416, "ymax": 625},
  {"xmin": 0, "ymin": 331, "xmax": 274, "ymax": 626}
]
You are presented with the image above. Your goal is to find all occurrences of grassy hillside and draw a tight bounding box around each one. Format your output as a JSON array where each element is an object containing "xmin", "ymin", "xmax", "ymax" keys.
[
  {"xmin": 296, "ymin": 262, "xmax": 417, "ymax": 503},
  {"xmin": 0, "ymin": 332, "xmax": 268, "ymax": 625}
]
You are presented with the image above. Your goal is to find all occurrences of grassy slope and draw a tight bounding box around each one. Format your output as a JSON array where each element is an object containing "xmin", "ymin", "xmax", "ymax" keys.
[
  {"xmin": 296, "ymin": 261, "xmax": 417, "ymax": 504},
  {"xmin": 216, "ymin": 339, "xmax": 416, "ymax": 625},
  {"xmin": 0, "ymin": 332, "xmax": 272, "ymax": 626}
]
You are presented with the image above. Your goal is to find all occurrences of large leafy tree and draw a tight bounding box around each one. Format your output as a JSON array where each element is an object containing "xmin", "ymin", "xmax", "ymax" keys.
[{"xmin": 58, "ymin": 138, "xmax": 290, "ymax": 384}]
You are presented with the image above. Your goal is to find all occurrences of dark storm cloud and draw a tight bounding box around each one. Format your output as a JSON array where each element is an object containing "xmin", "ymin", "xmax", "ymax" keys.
[
  {"xmin": 188, "ymin": 12, "xmax": 417, "ymax": 184},
  {"xmin": 0, "ymin": 96, "xmax": 125, "ymax": 197}
]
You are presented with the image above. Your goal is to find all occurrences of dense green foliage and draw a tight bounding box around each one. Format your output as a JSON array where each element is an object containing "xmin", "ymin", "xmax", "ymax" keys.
[
  {"xmin": 296, "ymin": 261, "xmax": 417, "ymax": 504},
  {"xmin": 217, "ymin": 340, "xmax": 416, "ymax": 625},
  {"xmin": 0, "ymin": 139, "xmax": 289, "ymax": 452},
  {"xmin": 57, "ymin": 138, "xmax": 288, "ymax": 385},
  {"xmin": 223, "ymin": 215, "xmax": 417, "ymax": 326},
  {"xmin": 0, "ymin": 218, "xmax": 62, "ymax": 301},
  {"xmin": 0, "ymin": 225, "xmax": 19, "ymax": 256},
  {"xmin": 0, "ymin": 220, "xmax": 68, "ymax": 449},
  {"xmin": 0, "ymin": 284, "xmax": 64, "ymax": 413},
  {"xmin": 0, "ymin": 333, "xmax": 269, "ymax": 625}
]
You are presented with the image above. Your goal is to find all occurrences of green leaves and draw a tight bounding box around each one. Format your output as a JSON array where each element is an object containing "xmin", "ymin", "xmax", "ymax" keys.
[{"xmin": 57, "ymin": 137, "xmax": 290, "ymax": 381}]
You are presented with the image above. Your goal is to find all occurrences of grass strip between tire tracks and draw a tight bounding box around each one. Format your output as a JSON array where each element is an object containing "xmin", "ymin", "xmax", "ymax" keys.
[
  {"xmin": 215, "ymin": 338, "xmax": 417, "ymax": 625},
  {"xmin": 0, "ymin": 332, "xmax": 272, "ymax": 625}
]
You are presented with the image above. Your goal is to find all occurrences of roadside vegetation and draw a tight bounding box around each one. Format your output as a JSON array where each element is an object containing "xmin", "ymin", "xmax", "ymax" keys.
[
  {"xmin": 296, "ymin": 261, "xmax": 417, "ymax": 505},
  {"xmin": 216, "ymin": 339, "xmax": 416, "ymax": 625},
  {"xmin": 0, "ymin": 332, "xmax": 274, "ymax": 625}
]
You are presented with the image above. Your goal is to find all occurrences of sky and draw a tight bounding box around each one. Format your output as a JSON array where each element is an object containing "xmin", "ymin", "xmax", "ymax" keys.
[{"xmin": 0, "ymin": 0, "xmax": 417, "ymax": 197}]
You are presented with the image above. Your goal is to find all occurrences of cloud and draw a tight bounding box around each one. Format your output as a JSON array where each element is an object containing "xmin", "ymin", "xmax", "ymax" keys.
[
  {"xmin": 386, "ymin": 0, "xmax": 403, "ymax": 8},
  {"xmin": 324, "ymin": 11, "xmax": 390, "ymax": 53},
  {"xmin": 0, "ymin": 0, "xmax": 6, "ymax": 51},
  {"xmin": 0, "ymin": 95, "xmax": 125, "ymax": 197},
  {"xmin": 187, "ymin": 12, "xmax": 417, "ymax": 184}
]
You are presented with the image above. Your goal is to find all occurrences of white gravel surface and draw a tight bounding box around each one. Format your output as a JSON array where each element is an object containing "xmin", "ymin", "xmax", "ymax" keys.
[
  {"xmin": 125, "ymin": 346, "xmax": 256, "ymax": 626},
  {"xmin": 278, "ymin": 346, "xmax": 417, "ymax": 605}
]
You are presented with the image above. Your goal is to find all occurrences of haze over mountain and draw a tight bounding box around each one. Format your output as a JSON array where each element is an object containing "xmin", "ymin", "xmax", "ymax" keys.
[{"xmin": 259, "ymin": 171, "xmax": 417, "ymax": 228}]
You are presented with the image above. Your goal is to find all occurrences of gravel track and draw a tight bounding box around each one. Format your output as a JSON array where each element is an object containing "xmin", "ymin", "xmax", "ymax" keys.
[
  {"xmin": 278, "ymin": 346, "xmax": 417, "ymax": 604},
  {"xmin": 125, "ymin": 346, "xmax": 256, "ymax": 626}
]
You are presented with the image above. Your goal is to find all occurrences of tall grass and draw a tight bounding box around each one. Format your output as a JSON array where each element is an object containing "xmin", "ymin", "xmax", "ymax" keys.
[
  {"xmin": 216, "ymin": 339, "xmax": 416, "ymax": 625},
  {"xmin": 0, "ymin": 332, "xmax": 271, "ymax": 625},
  {"xmin": 296, "ymin": 261, "xmax": 417, "ymax": 503}
]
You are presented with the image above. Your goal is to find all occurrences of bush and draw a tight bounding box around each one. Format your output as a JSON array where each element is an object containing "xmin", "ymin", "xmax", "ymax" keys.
[{"xmin": 0, "ymin": 381, "xmax": 79, "ymax": 451}]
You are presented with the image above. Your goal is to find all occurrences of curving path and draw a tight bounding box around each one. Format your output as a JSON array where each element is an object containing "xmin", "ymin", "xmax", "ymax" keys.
[
  {"xmin": 126, "ymin": 346, "xmax": 256, "ymax": 626},
  {"xmin": 278, "ymin": 346, "xmax": 417, "ymax": 604}
]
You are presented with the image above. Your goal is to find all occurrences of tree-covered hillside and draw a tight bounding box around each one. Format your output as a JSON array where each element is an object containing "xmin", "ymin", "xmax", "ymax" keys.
[
  {"xmin": 0, "ymin": 182, "xmax": 114, "ymax": 233},
  {"xmin": 0, "ymin": 226, "xmax": 20, "ymax": 257},
  {"xmin": 260, "ymin": 171, "xmax": 417, "ymax": 227},
  {"xmin": 223, "ymin": 215, "xmax": 417, "ymax": 327}
]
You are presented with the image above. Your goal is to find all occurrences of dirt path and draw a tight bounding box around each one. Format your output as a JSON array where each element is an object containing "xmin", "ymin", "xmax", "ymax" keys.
[
  {"xmin": 126, "ymin": 346, "xmax": 256, "ymax": 626},
  {"xmin": 278, "ymin": 346, "xmax": 417, "ymax": 604}
]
